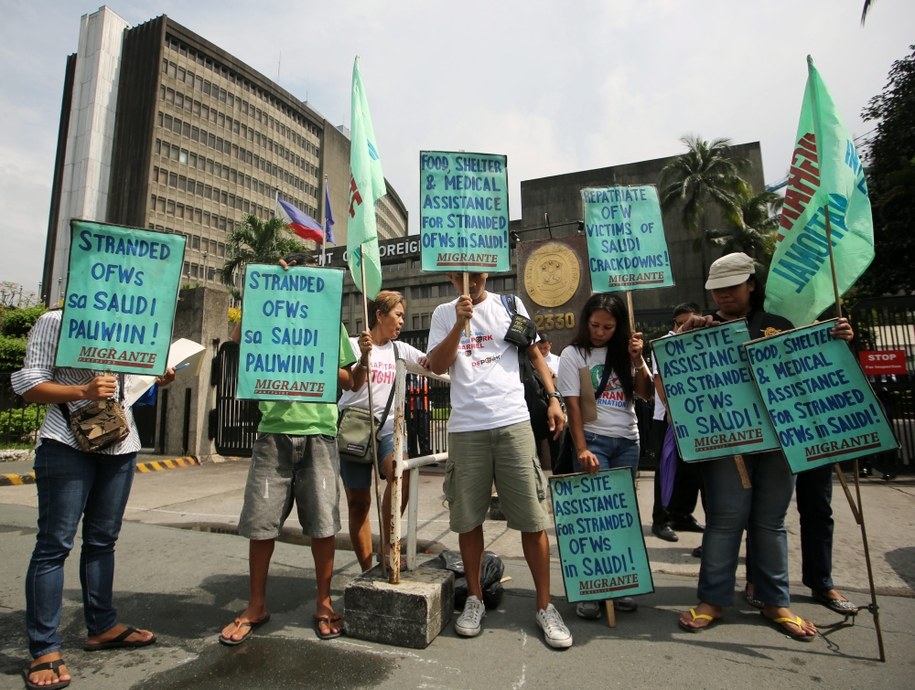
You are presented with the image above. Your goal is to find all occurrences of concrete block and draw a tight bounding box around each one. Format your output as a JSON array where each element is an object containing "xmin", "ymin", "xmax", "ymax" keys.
[{"xmin": 344, "ymin": 565, "xmax": 454, "ymax": 649}]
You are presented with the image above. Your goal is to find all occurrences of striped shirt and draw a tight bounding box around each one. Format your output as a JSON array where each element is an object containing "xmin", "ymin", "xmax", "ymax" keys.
[{"xmin": 10, "ymin": 310, "xmax": 140, "ymax": 454}]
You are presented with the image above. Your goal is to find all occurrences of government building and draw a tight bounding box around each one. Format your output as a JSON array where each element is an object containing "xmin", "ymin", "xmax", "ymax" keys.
[{"xmin": 42, "ymin": 6, "xmax": 407, "ymax": 305}]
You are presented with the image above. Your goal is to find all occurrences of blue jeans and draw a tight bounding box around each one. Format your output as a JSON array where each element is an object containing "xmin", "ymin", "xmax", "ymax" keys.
[
  {"xmin": 27, "ymin": 440, "xmax": 136, "ymax": 658},
  {"xmin": 584, "ymin": 432, "xmax": 640, "ymax": 479},
  {"xmin": 698, "ymin": 451, "xmax": 795, "ymax": 608},
  {"xmin": 795, "ymin": 463, "xmax": 834, "ymax": 592}
]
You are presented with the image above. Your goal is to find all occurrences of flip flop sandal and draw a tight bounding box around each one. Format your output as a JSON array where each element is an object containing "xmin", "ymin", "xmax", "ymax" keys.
[
  {"xmin": 218, "ymin": 614, "xmax": 271, "ymax": 646},
  {"xmin": 84, "ymin": 625, "xmax": 156, "ymax": 651},
  {"xmin": 744, "ymin": 587, "xmax": 764, "ymax": 610},
  {"xmin": 763, "ymin": 613, "xmax": 816, "ymax": 642},
  {"xmin": 314, "ymin": 614, "xmax": 344, "ymax": 640},
  {"xmin": 812, "ymin": 591, "xmax": 859, "ymax": 614},
  {"xmin": 678, "ymin": 607, "xmax": 718, "ymax": 633},
  {"xmin": 23, "ymin": 658, "xmax": 70, "ymax": 690}
]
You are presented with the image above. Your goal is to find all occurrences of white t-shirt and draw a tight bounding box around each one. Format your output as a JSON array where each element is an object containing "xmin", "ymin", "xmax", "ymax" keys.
[
  {"xmin": 427, "ymin": 292, "xmax": 529, "ymax": 433},
  {"xmin": 557, "ymin": 345, "xmax": 638, "ymax": 441},
  {"xmin": 650, "ymin": 330, "xmax": 676, "ymax": 421},
  {"xmin": 338, "ymin": 338, "xmax": 425, "ymax": 436},
  {"xmin": 543, "ymin": 351, "xmax": 561, "ymax": 378}
]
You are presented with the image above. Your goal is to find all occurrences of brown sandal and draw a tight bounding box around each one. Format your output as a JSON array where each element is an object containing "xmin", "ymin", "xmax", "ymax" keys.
[{"xmin": 313, "ymin": 613, "xmax": 344, "ymax": 639}]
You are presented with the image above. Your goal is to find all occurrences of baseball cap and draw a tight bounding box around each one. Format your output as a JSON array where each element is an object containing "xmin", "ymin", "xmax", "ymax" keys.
[{"xmin": 705, "ymin": 252, "xmax": 756, "ymax": 290}]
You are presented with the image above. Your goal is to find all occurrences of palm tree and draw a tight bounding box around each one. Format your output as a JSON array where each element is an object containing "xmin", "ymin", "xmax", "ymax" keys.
[
  {"xmin": 221, "ymin": 214, "xmax": 307, "ymax": 294},
  {"xmin": 659, "ymin": 136, "xmax": 749, "ymax": 306},
  {"xmin": 705, "ymin": 189, "xmax": 783, "ymax": 265}
]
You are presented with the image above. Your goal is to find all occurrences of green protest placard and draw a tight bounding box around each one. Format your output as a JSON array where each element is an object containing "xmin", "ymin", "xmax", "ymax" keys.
[
  {"xmin": 651, "ymin": 320, "xmax": 780, "ymax": 462},
  {"xmin": 745, "ymin": 319, "xmax": 898, "ymax": 473},
  {"xmin": 237, "ymin": 265, "xmax": 343, "ymax": 402},
  {"xmin": 549, "ymin": 469, "xmax": 653, "ymax": 603},
  {"xmin": 581, "ymin": 185, "xmax": 673, "ymax": 292},
  {"xmin": 57, "ymin": 220, "xmax": 186, "ymax": 375},
  {"xmin": 419, "ymin": 151, "xmax": 509, "ymax": 272}
]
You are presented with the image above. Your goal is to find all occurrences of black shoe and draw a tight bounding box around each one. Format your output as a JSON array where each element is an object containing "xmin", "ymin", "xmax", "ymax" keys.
[
  {"xmin": 691, "ymin": 546, "xmax": 702, "ymax": 558},
  {"xmin": 859, "ymin": 466, "xmax": 872, "ymax": 478},
  {"xmin": 651, "ymin": 524, "xmax": 679, "ymax": 542},
  {"xmin": 670, "ymin": 516, "xmax": 704, "ymax": 533}
]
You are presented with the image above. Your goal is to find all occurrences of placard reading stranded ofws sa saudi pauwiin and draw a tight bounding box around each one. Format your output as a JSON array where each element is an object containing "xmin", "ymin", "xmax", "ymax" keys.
[
  {"xmin": 745, "ymin": 319, "xmax": 899, "ymax": 474},
  {"xmin": 580, "ymin": 185, "xmax": 673, "ymax": 292},
  {"xmin": 419, "ymin": 151, "xmax": 510, "ymax": 273},
  {"xmin": 237, "ymin": 264, "xmax": 343, "ymax": 403},
  {"xmin": 651, "ymin": 320, "xmax": 780, "ymax": 462},
  {"xmin": 57, "ymin": 220, "xmax": 186, "ymax": 375},
  {"xmin": 549, "ymin": 469, "xmax": 653, "ymax": 603}
]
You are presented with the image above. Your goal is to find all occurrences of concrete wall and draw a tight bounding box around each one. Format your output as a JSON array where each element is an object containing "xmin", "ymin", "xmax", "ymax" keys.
[{"xmin": 163, "ymin": 286, "xmax": 230, "ymax": 461}]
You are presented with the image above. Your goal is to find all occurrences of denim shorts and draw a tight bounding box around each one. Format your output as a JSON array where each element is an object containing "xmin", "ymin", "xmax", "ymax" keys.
[
  {"xmin": 444, "ymin": 421, "xmax": 547, "ymax": 534},
  {"xmin": 237, "ymin": 433, "xmax": 341, "ymax": 540},
  {"xmin": 339, "ymin": 433, "xmax": 397, "ymax": 490}
]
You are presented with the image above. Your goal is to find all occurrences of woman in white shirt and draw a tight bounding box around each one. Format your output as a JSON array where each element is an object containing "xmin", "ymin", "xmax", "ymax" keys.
[
  {"xmin": 338, "ymin": 291, "xmax": 427, "ymax": 571},
  {"xmin": 557, "ymin": 293, "xmax": 652, "ymax": 618}
]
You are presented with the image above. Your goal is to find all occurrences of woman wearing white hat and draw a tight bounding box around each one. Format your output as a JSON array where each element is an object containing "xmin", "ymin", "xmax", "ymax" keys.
[{"xmin": 675, "ymin": 252, "xmax": 853, "ymax": 642}]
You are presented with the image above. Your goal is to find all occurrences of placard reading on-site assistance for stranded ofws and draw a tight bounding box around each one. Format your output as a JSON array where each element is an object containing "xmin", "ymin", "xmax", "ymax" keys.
[
  {"xmin": 580, "ymin": 185, "xmax": 673, "ymax": 292},
  {"xmin": 57, "ymin": 220, "xmax": 186, "ymax": 375},
  {"xmin": 549, "ymin": 469, "xmax": 653, "ymax": 603},
  {"xmin": 419, "ymin": 151, "xmax": 510, "ymax": 273},
  {"xmin": 651, "ymin": 319, "xmax": 780, "ymax": 462},
  {"xmin": 745, "ymin": 319, "xmax": 899, "ymax": 473},
  {"xmin": 237, "ymin": 264, "xmax": 343, "ymax": 403}
]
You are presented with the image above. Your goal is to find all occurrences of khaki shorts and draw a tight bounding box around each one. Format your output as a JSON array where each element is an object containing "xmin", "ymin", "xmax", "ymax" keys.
[
  {"xmin": 238, "ymin": 433, "xmax": 341, "ymax": 540},
  {"xmin": 444, "ymin": 421, "xmax": 548, "ymax": 534}
]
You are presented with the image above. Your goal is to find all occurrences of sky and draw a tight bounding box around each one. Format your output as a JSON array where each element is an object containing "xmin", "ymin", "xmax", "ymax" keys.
[{"xmin": 1, "ymin": 0, "xmax": 912, "ymax": 297}]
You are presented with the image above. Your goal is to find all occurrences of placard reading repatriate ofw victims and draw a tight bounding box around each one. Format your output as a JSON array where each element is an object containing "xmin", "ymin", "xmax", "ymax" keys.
[
  {"xmin": 419, "ymin": 151, "xmax": 509, "ymax": 273},
  {"xmin": 56, "ymin": 220, "xmax": 186, "ymax": 375},
  {"xmin": 237, "ymin": 265, "xmax": 343, "ymax": 403},
  {"xmin": 549, "ymin": 469, "xmax": 653, "ymax": 603},
  {"xmin": 745, "ymin": 319, "xmax": 898, "ymax": 474},
  {"xmin": 651, "ymin": 320, "xmax": 780, "ymax": 462},
  {"xmin": 581, "ymin": 185, "xmax": 673, "ymax": 292}
]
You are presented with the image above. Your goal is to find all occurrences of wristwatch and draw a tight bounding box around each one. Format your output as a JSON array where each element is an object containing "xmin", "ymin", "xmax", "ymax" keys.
[{"xmin": 546, "ymin": 391, "xmax": 564, "ymax": 404}]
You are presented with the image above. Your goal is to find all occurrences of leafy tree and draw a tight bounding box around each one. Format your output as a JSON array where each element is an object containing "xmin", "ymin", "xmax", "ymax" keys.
[
  {"xmin": 221, "ymin": 215, "xmax": 307, "ymax": 294},
  {"xmin": 856, "ymin": 44, "xmax": 915, "ymax": 296},
  {"xmin": 706, "ymin": 189, "xmax": 783, "ymax": 266},
  {"xmin": 659, "ymin": 136, "xmax": 750, "ymax": 291}
]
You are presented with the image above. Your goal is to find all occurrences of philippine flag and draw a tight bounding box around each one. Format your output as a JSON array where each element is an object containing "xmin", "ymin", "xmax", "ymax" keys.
[{"xmin": 277, "ymin": 196, "xmax": 324, "ymax": 243}]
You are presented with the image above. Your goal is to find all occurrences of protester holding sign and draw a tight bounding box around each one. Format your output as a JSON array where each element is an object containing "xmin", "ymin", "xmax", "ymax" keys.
[
  {"xmin": 12, "ymin": 309, "xmax": 176, "ymax": 690},
  {"xmin": 556, "ymin": 293, "xmax": 651, "ymax": 619},
  {"xmin": 675, "ymin": 252, "xmax": 852, "ymax": 642},
  {"xmin": 220, "ymin": 258, "xmax": 364, "ymax": 646},
  {"xmin": 338, "ymin": 290, "xmax": 428, "ymax": 572},
  {"xmin": 426, "ymin": 272, "xmax": 572, "ymax": 649}
]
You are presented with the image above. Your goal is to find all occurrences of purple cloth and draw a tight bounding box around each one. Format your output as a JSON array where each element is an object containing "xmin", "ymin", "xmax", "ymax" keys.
[{"xmin": 660, "ymin": 423, "xmax": 678, "ymax": 507}]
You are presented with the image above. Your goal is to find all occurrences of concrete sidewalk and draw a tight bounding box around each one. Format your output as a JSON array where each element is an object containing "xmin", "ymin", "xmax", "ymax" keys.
[{"xmin": 0, "ymin": 458, "xmax": 913, "ymax": 689}]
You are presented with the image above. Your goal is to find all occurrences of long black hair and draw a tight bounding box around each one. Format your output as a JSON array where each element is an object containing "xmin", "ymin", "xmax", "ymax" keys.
[{"xmin": 570, "ymin": 293, "xmax": 635, "ymax": 401}]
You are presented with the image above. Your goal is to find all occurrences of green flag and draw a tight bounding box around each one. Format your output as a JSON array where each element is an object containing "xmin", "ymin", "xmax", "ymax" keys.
[
  {"xmin": 765, "ymin": 56, "xmax": 874, "ymax": 326},
  {"xmin": 347, "ymin": 56, "xmax": 386, "ymax": 298}
]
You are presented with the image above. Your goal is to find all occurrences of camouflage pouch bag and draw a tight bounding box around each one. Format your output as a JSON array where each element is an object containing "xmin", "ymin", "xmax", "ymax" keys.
[{"xmin": 65, "ymin": 399, "xmax": 131, "ymax": 452}]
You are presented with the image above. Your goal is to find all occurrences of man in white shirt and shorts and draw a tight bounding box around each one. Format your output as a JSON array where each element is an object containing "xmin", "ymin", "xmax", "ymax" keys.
[{"xmin": 426, "ymin": 272, "xmax": 572, "ymax": 649}]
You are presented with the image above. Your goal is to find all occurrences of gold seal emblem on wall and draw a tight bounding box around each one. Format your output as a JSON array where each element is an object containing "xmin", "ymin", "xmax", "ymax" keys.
[{"xmin": 524, "ymin": 242, "xmax": 580, "ymax": 307}]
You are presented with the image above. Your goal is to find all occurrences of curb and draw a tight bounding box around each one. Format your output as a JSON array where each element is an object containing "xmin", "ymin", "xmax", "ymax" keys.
[
  {"xmin": 0, "ymin": 472, "xmax": 35, "ymax": 486},
  {"xmin": 135, "ymin": 456, "xmax": 199, "ymax": 473},
  {"xmin": 0, "ymin": 456, "xmax": 200, "ymax": 485}
]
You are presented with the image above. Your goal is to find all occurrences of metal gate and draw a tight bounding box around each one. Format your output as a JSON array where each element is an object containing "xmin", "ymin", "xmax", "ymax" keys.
[
  {"xmin": 210, "ymin": 337, "xmax": 450, "ymax": 458},
  {"xmin": 849, "ymin": 296, "xmax": 915, "ymax": 470},
  {"xmin": 211, "ymin": 342, "xmax": 260, "ymax": 456}
]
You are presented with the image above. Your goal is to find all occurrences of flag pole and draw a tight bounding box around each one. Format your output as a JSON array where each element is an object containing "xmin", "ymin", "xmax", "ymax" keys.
[
  {"xmin": 321, "ymin": 176, "xmax": 329, "ymax": 266},
  {"xmin": 810, "ymin": 56, "xmax": 885, "ymax": 661},
  {"xmin": 359, "ymin": 255, "xmax": 387, "ymax": 578}
]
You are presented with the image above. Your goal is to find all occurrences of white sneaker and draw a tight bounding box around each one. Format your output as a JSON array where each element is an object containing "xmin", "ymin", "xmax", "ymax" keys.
[
  {"xmin": 455, "ymin": 595, "xmax": 486, "ymax": 637},
  {"xmin": 536, "ymin": 603, "xmax": 573, "ymax": 649}
]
